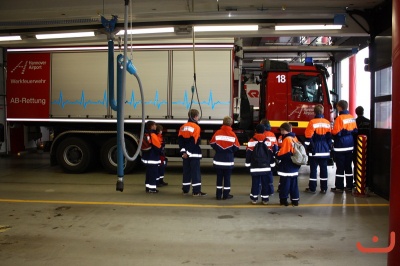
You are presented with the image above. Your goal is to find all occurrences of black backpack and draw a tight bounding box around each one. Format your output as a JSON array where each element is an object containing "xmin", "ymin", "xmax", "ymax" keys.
[{"xmin": 251, "ymin": 139, "xmax": 270, "ymax": 168}]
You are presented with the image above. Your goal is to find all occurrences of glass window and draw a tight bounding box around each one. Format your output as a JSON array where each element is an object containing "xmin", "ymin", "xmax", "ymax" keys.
[
  {"xmin": 291, "ymin": 74, "xmax": 323, "ymax": 103},
  {"xmin": 375, "ymin": 67, "xmax": 392, "ymax": 97},
  {"xmin": 375, "ymin": 101, "xmax": 392, "ymax": 129}
]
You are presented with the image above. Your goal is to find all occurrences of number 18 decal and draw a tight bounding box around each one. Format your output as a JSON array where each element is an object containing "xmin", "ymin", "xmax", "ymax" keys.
[{"xmin": 276, "ymin": 74, "xmax": 286, "ymax": 83}]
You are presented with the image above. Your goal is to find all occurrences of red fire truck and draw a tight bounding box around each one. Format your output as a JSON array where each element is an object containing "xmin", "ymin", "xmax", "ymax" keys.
[{"xmin": 3, "ymin": 45, "xmax": 335, "ymax": 173}]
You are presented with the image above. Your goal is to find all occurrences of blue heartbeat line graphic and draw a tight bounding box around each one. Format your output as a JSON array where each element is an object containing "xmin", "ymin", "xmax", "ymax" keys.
[
  {"xmin": 52, "ymin": 90, "xmax": 230, "ymax": 110},
  {"xmin": 172, "ymin": 90, "xmax": 230, "ymax": 110},
  {"xmin": 126, "ymin": 90, "xmax": 167, "ymax": 109},
  {"xmin": 52, "ymin": 90, "xmax": 109, "ymax": 109}
]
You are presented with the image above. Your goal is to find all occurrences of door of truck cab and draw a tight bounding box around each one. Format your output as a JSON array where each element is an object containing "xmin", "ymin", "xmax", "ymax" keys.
[{"xmin": 264, "ymin": 71, "xmax": 289, "ymax": 130}]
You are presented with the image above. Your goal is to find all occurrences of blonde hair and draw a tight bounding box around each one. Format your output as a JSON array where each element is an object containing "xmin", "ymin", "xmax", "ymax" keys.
[
  {"xmin": 314, "ymin": 104, "xmax": 324, "ymax": 115},
  {"xmin": 223, "ymin": 116, "xmax": 233, "ymax": 126}
]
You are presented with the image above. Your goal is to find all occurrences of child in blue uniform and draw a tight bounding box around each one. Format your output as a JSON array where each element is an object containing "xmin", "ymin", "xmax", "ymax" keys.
[
  {"xmin": 141, "ymin": 121, "xmax": 162, "ymax": 193},
  {"xmin": 276, "ymin": 123, "xmax": 301, "ymax": 206},
  {"xmin": 246, "ymin": 124, "xmax": 275, "ymax": 205}
]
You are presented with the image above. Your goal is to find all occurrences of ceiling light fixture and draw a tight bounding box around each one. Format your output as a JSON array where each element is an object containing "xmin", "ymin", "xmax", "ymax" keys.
[
  {"xmin": 8, "ymin": 44, "xmax": 234, "ymax": 52},
  {"xmin": 194, "ymin": 25, "xmax": 258, "ymax": 32},
  {"xmin": 36, "ymin": 31, "xmax": 95, "ymax": 40},
  {"xmin": 275, "ymin": 25, "xmax": 342, "ymax": 31},
  {"xmin": 0, "ymin": 36, "xmax": 22, "ymax": 41},
  {"xmin": 116, "ymin": 27, "xmax": 175, "ymax": 35}
]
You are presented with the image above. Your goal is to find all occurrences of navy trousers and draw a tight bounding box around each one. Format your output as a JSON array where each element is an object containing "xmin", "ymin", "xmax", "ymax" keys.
[
  {"xmin": 308, "ymin": 157, "xmax": 328, "ymax": 191},
  {"xmin": 145, "ymin": 164, "xmax": 158, "ymax": 191},
  {"xmin": 334, "ymin": 151, "xmax": 354, "ymax": 189},
  {"xmin": 250, "ymin": 174, "xmax": 269, "ymax": 202},
  {"xmin": 157, "ymin": 160, "xmax": 166, "ymax": 183},
  {"xmin": 215, "ymin": 168, "xmax": 232, "ymax": 198},
  {"xmin": 279, "ymin": 175, "xmax": 299, "ymax": 202},
  {"xmin": 267, "ymin": 171, "xmax": 274, "ymax": 195},
  {"xmin": 182, "ymin": 158, "xmax": 201, "ymax": 194}
]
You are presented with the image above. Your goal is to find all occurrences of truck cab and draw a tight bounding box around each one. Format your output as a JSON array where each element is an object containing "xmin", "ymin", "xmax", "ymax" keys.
[{"xmin": 243, "ymin": 59, "xmax": 335, "ymax": 140}]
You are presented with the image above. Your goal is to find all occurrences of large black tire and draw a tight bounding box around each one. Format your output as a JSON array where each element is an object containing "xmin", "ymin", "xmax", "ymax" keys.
[
  {"xmin": 100, "ymin": 137, "xmax": 138, "ymax": 174},
  {"xmin": 56, "ymin": 137, "xmax": 93, "ymax": 173}
]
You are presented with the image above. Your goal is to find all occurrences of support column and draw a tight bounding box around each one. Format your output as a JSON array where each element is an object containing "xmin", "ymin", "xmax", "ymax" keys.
[
  {"xmin": 0, "ymin": 49, "xmax": 7, "ymax": 154},
  {"xmin": 349, "ymin": 55, "xmax": 357, "ymax": 116},
  {"xmin": 389, "ymin": 0, "xmax": 400, "ymax": 264}
]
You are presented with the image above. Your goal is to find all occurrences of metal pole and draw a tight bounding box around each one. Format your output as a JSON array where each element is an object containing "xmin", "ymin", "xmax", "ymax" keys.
[
  {"xmin": 349, "ymin": 55, "xmax": 357, "ymax": 116},
  {"xmin": 388, "ymin": 0, "xmax": 400, "ymax": 263}
]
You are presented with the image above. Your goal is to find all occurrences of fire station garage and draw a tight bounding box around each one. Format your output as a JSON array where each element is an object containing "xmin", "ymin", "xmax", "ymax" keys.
[{"xmin": 0, "ymin": 1, "xmax": 398, "ymax": 265}]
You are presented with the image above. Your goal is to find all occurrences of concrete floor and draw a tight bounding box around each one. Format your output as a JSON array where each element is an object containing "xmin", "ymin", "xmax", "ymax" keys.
[{"xmin": 0, "ymin": 153, "xmax": 390, "ymax": 266}]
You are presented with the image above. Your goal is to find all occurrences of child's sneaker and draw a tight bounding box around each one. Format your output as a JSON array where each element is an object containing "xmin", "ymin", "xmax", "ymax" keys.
[
  {"xmin": 331, "ymin": 187, "xmax": 344, "ymax": 193},
  {"xmin": 159, "ymin": 180, "xmax": 168, "ymax": 186},
  {"xmin": 304, "ymin": 188, "xmax": 316, "ymax": 194},
  {"xmin": 280, "ymin": 199, "xmax": 289, "ymax": 206},
  {"xmin": 192, "ymin": 192, "xmax": 207, "ymax": 196}
]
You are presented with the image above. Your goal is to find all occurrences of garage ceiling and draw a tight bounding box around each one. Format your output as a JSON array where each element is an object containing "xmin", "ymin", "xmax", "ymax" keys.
[{"xmin": 0, "ymin": 0, "xmax": 390, "ymax": 69}]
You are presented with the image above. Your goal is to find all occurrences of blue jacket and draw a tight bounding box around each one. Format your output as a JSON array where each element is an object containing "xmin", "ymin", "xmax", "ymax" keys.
[
  {"xmin": 276, "ymin": 132, "xmax": 301, "ymax": 176},
  {"xmin": 304, "ymin": 114, "xmax": 332, "ymax": 158},
  {"xmin": 178, "ymin": 120, "xmax": 202, "ymax": 159},
  {"xmin": 245, "ymin": 133, "xmax": 276, "ymax": 176},
  {"xmin": 141, "ymin": 130, "xmax": 162, "ymax": 165},
  {"xmin": 210, "ymin": 125, "xmax": 240, "ymax": 169},
  {"xmin": 332, "ymin": 110, "xmax": 358, "ymax": 153}
]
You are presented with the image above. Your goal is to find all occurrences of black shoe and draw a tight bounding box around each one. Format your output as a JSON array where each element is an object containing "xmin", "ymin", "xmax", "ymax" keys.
[
  {"xmin": 331, "ymin": 187, "xmax": 344, "ymax": 193},
  {"xmin": 280, "ymin": 199, "xmax": 289, "ymax": 206},
  {"xmin": 320, "ymin": 190, "xmax": 327, "ymax": 194},
  {"xmin": 145, "ymin": 188, "xmax": 149, "ymax": 193},
  {"xmin": 159, "ymin": 181, "xmax": 168, "ymax": 186},
  {"xmin": 223, "ymin": 195, "xmax": 233, "ymax": 200},
  {"xmin": 193, "ymin": 192, "xmax": 207, "ymax": 196},
  {"xmin": 216, "ymin": 196, "xmax": 222, "ymax": 200},
  {"xmin": 148, "ymin": 189, "xmax": 159, "ymax": 193},
  {"xmin": 304, "ymin": 188, "xmax": 316, "ymax": 194},
  {"xmin": 345, "ymin": 188, "xmax": 353, "ymax": 192},
  {"xmin": 157, "ymin": 182, "xmax": 164, "ymax": 187},
  {"xmin": 292, "ymin": 201, "xmax": 299, "ymax": 207}
]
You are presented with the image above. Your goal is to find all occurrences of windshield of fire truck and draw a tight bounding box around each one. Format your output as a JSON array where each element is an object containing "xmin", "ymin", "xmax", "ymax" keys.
[{"xmin": 291, "ymin": 74, "xmax": 324, "ymax": 103}]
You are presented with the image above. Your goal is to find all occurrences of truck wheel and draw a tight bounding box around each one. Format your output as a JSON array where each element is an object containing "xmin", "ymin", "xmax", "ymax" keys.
[
  {"xmin": 100, "ymin": 137, "xmax": 137, "ymax": 174},
  {"xmin": 56, "ymin": 137, "xmax": 93, "ymax": 173}
]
